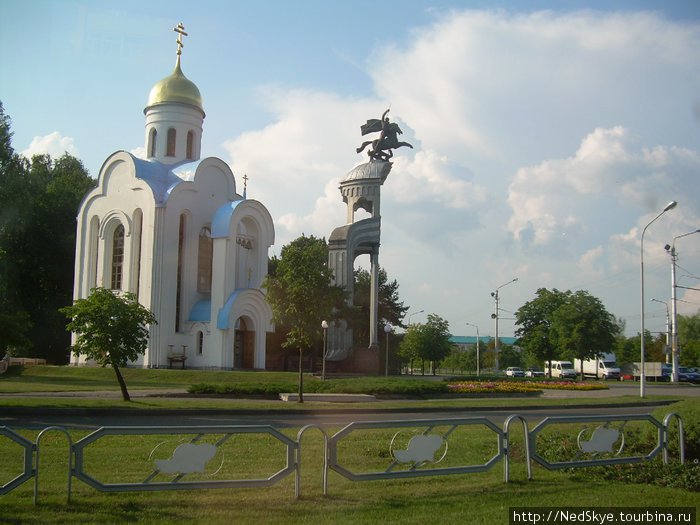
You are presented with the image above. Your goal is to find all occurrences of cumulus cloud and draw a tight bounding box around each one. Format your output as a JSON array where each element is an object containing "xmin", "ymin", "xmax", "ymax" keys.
[
  {"xmin": 507, "ymin": 126, "xmax": 700, "ymax": 246},
  {"xmin": 21, "ymin": 132, "xmax": 79, "ymax": 160},
  {"xmin": 219, "ymin": 7, "xmax": 700, "ymax": 332},
  {"xmin": 223, "ymin": 88, "xmax": 483, "ymax": 249}
]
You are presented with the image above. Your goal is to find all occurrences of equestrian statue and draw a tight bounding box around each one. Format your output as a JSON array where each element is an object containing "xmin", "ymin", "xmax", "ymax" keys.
[{"xmin": 356, "ymin": 108, "xmax": 413, "ymax": 161}]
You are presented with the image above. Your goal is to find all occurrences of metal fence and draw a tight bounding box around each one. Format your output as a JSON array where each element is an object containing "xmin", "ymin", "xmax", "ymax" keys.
[{"xmin": 0, "ymin": 412, "xmax": 685, "ymax": 504}]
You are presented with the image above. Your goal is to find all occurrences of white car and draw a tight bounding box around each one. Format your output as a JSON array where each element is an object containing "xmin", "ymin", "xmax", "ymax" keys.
[
  {"xmin": 505, "ymin": 367, "xmax": 524, "ymax": 377},
  {"xmin": 525, "ymin": 367, "xmax": 545, "ymax": 378}
]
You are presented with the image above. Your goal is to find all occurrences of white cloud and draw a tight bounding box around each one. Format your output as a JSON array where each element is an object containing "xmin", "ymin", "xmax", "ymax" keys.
[
  {"xmin": 21, "ymin": 132, "xmax": 79, "ymax": 160},
  {"xmin": 218, "ymin": 8, "xmax": 700, "ymax": 334},
  {"xmin": 130, "ymin": 146, "xmax": 146, "ymax": 159},
  {"xmin": 506, "ymin": 126, "xmax": 700, "ymax": 246}
]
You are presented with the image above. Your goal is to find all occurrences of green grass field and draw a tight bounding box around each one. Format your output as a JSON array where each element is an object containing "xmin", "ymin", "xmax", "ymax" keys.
[
  {"xmin": 1, "ymin": 424, "xmax": 696, "ymax": 525},
  {"xmin": 1, "ymin": 365, "xmax": 696, "ymax": 524}
]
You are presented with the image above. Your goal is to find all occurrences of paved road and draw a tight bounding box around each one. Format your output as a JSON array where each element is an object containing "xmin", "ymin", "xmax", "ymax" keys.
[{"xmin": 2, "ymin": 379, "xmax": 694, "ymax": 430}]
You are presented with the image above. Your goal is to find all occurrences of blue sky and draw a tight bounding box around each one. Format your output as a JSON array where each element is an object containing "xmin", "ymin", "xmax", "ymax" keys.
[{"xmin": 2, "ymin": 0, "xmax": 700, "ymax": 340}]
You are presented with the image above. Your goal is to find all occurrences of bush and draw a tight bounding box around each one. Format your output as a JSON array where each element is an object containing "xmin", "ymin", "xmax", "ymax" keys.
[
  {"xmin": 571, "ymin": 400, "xmax": 700, "ymax": 491},
  {"xmin": 188, "ymin": 382, "xmax": 297, "ymax": 397},
  {"xmin": 575, "ymin": 463, "xmax": 700, "ymax": 492},
  {"xmin": 651, "ymin": 400, "xmax": 700, "ymax": 462},
  {"xmin": 187, "ymin": 378, "xmax": 449, "ymax": 397}
]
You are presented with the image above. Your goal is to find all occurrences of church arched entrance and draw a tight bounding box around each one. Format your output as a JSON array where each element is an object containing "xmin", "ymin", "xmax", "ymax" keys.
[{"xmin": 233, "ymin": 317, "xmax": 255, "ymax": 369}]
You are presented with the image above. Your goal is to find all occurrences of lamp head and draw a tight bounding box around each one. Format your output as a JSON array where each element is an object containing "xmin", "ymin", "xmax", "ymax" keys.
[
  {"xmin": 664, "ymin": 201, "xmax": 678, "ymax": 212},
  {"xmin": 321, "ymin": 320, "xmax": 328, "ymax": 329}
]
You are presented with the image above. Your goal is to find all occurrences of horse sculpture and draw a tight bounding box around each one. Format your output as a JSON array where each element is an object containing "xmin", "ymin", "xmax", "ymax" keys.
[{"xmin": 356, "ymin": 108, "xmax": 413, "ymax": 162}]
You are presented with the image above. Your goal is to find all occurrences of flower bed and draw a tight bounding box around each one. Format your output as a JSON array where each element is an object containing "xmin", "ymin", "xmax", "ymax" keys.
[{"xmin": 447, "ymin": 380, "xmax": 608, "ymax": 394}]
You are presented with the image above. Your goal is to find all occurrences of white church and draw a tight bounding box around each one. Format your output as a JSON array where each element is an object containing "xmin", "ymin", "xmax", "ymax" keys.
[{"xmin": 71, "ymin": 25, "xmax": 275, "ymax": 370}]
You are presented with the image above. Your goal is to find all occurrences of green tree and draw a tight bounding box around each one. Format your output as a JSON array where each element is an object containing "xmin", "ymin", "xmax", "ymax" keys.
[
  {"xmin": 678, "ymin": 312, "xmax": 700, "ymax": 366},
  {"xmin": 60, "ymin": 288, "xmax": 157, "ymax": 401},
  {"xmin": 498, "ymin": 344, "xmax": 523, "ymax": 369},
  {"xmin": 398, "ymin": 313, "xmax": 451, "ymax": 375},
  {"xmin": 0, "ymin": 102, "xmax": 33, "ymax": 355},
  {"xmin": 551, "ymin": 290, "xmax": 617, "ymax": 379},
  {"xmin": 514, "ymin": 288, "xmax": 567, "ymax": 377},
  {"xmin": 350, "ymin": 267, "xmax": 409, "ymax": 344},
  {"xmin": 264, "ymin": 235, "xmax": 345, "ymax": 402},
  {"xmin": 0, "ymin": 103, "xmax": 96, "ymax": 361}
]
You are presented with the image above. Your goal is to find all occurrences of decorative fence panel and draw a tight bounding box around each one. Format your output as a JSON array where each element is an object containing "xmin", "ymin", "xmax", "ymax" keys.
[{"xmin": 0, "ymin": 412, "xmax": 685, "ymax": 504}]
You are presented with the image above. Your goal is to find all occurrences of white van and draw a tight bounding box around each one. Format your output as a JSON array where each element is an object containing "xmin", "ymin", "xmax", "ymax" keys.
[
  {"xmin": 545, "ymin": 360, "xmax": 577, "ymax": 379},
  {"xmin": 574, "ymin": 353, "xmax": 620, "ymax": 380}
]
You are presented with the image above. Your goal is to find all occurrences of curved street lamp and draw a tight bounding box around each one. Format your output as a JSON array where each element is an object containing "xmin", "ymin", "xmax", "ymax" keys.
[
  {"xmin": 465, "ymin": 322, "xmax": 480, "ymax": 376},
  {"xmin": 407, "ymin": 309, "xmax": 424, "ymax": 325},
  {"xmin": 650, "ymin": 298, "xmax": 670, "ymax": 360},
  {"xmin": 640, "ymin": 200, "xmax": 677, "ymax": 397}
]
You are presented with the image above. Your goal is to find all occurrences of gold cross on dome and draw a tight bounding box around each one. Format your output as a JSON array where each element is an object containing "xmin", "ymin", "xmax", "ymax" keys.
[{"xmin": 174, "ymin": 23, "xmax": 188, "ymax": 56}]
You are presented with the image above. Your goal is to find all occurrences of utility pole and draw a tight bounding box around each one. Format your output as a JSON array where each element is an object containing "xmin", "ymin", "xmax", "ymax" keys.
[
  {"xmin": 491, "ymin": 278, "xmax": 517, "ymax": 373},
  {"xmin": 665, "ymin": 228, "xmax": 700, "ymax": 383}
]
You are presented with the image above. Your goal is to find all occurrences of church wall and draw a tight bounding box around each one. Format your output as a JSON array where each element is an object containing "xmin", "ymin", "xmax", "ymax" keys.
[{"xmin": 148, "ymin": 162, "xmax": 243, "ymax": 368}]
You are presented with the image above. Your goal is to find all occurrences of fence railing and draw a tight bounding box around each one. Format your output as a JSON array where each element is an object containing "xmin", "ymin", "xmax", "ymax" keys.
[{"xmin": 0, "ymin": 412, "xmax": 685, "ymax": 504}]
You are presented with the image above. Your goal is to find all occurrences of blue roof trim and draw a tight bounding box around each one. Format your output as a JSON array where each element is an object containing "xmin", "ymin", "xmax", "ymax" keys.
[
  {"xmin": 211, "ymin": 200, "xmax": 244, "ymax": 239},
  {"xmin": 188, "ymin": 300, "xmax": 211, "ymax": 322},
  {"xmin": 217, "ymin": 290, "xmax": 243, "ymax": 329}
]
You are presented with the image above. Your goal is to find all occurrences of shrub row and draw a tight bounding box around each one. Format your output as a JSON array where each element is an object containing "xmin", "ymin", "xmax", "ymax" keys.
[{"xmin": 188, "ymin": 379, "xmax": 449, "ymax": 397}]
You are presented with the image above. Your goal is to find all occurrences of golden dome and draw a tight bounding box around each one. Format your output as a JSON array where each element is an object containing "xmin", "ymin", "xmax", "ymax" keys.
[{"xmin": 146, "ymin": 59, "xmax": 203, "ymax": 111}]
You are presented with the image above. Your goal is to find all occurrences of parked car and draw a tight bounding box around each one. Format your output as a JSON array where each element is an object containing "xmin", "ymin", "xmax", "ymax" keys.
[
  {"xmin": 505, "ymin": 367, "xmax": 524, "ymax": 377},
  {"xmin": 678, "ymin": 367, "xmax": 700, "ymax": 384},
  {"xmin": 525, "ymin": 367, "xmax": 545, "ymax": 378}
]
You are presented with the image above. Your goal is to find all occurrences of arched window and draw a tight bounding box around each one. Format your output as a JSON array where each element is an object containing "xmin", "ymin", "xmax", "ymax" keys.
[
  {"xmin": 197, "ymin": 331, "xmax": 204, "ymax": 355},
  {"xmin": 166, "ymin": 128, "xmax": 176, "ymax": 157},
  {"xmin": 197, "ymin": 226, "xmax": 213, "ymax": 293},
  {"xmin": 186, "ymin": 130, "xmax": 194, "ymax": 160},
  {"xmin": 148, "ymin": 129, "xmax": 157, "ymax": 158},
  {"xmin": 175, "ymin": 214, "xmax": 186, "ymax": 332},
  {"xmin": 110, "ymin": 224, "xmax": 125, "ymax": 290}
]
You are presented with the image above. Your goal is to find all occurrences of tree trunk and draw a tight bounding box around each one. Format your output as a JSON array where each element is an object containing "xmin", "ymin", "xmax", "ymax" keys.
[
  {"xmin": 112, "ymin": 363, "xmax": 131, "ymax": 401},
  {"xmin": 298, "ymin": 349, "xmax": 304, "ymax": 403}
]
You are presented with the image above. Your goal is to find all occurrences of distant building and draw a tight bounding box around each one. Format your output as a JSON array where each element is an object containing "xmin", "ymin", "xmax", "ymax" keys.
[
  {"xmin": 71, "ymin": 26, "xmax": 274, "ymax": 369},
  {"xmin": 449, "ymin": 336, "xmax": 518, "ymax": 351}
]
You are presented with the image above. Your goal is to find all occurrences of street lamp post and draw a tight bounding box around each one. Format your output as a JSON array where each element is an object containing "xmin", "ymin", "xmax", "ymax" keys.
[
  {"xmin": 491, "ymin": 278, "xmax": 518, "ymax": 373},
  {"xmin": 384, "ymin": 323, "xmax": 392, "ymax": 377},
  {"xmin": 640, "ymin": 201, "xmax": 677, "ymax": 397},
  {"xmin": 650, "ymin": 298, "xmax": 670, "ymax": 364},
  {"xmin": 407, "ymin": 309, "xmax": 424, "ymax": 324},
  {"xmin": 405, "ymin": 310, "xmax": 423, "ymax": 375},
  {"xmin": 465, "ymin": 322, "xmax": 480, "ymax": 376},
  {"xmin": 321, "ymin": 320, "xmax": 329, "ymax": 381},
  {"xmin": 664, "ymin": 228, "xmax": 700, "ymax": 383}
]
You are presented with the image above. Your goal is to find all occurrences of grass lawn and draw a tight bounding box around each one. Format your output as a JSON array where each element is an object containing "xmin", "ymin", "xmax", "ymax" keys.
[
  {"xmin": 0, "ymin": 365, "xmax": 681, "ymax": 411},
  {"xmin": 1, "ymin": 366, "xmax": 696, "ymax": 524},
  {"xmin": 1, "ymin": 425, "xmax": 696, "ymax": 525}
]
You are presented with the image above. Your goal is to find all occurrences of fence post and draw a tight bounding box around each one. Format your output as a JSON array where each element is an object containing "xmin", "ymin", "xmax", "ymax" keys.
[
  {"xmin": 661, "ymin": 413, "xmax": 685, "ymax": 465},
  {"xmin": 34, "ymin": 426, "xmax": 73, "ymax": 505},
  {"xmin": 503, "ymin": 415, "xmax": 531, "ymax": 482},
  {"xmin": 296, "ymin": 425, "xmax": 329, "ymax": 499}
]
